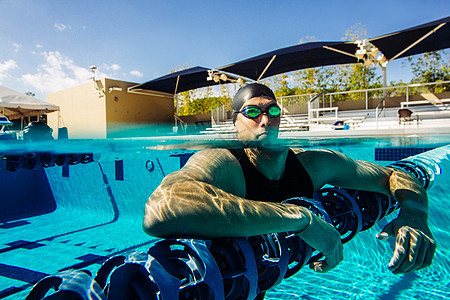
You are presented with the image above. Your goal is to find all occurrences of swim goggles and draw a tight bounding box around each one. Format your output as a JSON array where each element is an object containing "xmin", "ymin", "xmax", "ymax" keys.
[{"xmin": 240, "ymin": 104, "xmax": 281, "ymax": 119}]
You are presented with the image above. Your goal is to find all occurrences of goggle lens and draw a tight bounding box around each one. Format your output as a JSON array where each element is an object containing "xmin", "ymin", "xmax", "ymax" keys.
[
  {"xmin": 244, "ymin": 107, "xmax": 262, "ymax": 118},
  {"xmin": 241, "ymin": 105, "xmax": 281, "ymax": 119},
  {"xmin": 267, "ymin": 105, "xmax": 281, "ymax": 117}
]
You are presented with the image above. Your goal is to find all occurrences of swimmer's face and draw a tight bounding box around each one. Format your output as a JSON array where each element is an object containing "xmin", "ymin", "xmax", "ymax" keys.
[{"xmin": 235, "ymin": 96, "xmax": 280, "ymax": 143}]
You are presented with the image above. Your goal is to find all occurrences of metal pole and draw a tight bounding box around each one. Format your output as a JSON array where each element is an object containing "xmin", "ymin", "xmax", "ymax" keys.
[
  {"xmin": 376, "ymin": 106, "xmax": 379, "ymax": 130},
  {"xmin": 175, "ymin": 94, "xmax": 179, "ymax": 127},
  {"xmin": 382, "ymin": 66, "xmax": 387, "ymax": 98},
  {"xmin": 365, "ymin": 90, "xmax": 368, "ymax": 110},
  {"xmin": 406, "ymin": 86, "xmax": 409, "ymax": 104},
  {"xmin": 308, "ymin": 100, "xmax": 311, "ymax": 126},
  {"xmin": 280, "ymin": 97, "xmax": 283, "ymax": 114},
  {"xmin": 174, "ymin": 76, "xmax": 180, "ymax": 127}
]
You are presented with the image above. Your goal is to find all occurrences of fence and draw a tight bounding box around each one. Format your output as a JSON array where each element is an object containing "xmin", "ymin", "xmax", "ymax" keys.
[
  {"xmin": 324, "ymin": 80, "xmax": 450, "ymax": 109},
  {"xmin": 210, "ymin": 80, "xmax": 450, "ymax": 125}
]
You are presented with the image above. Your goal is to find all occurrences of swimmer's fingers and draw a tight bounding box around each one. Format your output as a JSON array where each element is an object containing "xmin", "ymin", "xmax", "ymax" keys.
[
  {"xmin": 297, "ymin": 214, "xmax": 343, "ymax": 273},
  {"xmin": 309, "ymin": 249, "xmax": 343, "ymax": 273},
  {"xmin": 389, "ymin": 226, "xmax": 436, "ymax": 274}
]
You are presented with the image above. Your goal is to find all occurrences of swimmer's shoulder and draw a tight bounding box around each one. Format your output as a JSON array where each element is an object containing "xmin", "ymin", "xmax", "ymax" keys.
[
  {"xmin": 185, "ymin": 148, "xmax": 240, "ymax": 169},
  {"xmin": 292, "ymin": 148, "xmax": 349, "ymax": 189},
  {"xmin": 182, "ymin": 149, "xmax": 245, "ymax": 196},
  {"xmin": 292, "ymin": 148, "xmax": 343, "ymax": 165}
]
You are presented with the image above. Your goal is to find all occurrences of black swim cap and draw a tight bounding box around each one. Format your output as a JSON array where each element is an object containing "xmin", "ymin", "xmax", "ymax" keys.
[{"xmin": 231, "ymin": 83, "xmax": 276, "ymax": 124}]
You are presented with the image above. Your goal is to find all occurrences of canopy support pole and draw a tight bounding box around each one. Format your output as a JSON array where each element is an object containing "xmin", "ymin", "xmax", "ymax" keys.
[
  {"xmin": 322, "ymin": 46, "xmax": 358, "ymax": 58},
  {"xmin": 257, "ymin": 55, "xmax": 277, "ymax": 81},
  {"xmin": 388, "ymin": 22, "xmax": 446, "ymax": 62},
  {"xmin": 174, "ymin": 76, "xmax": 180, "ymax": 127}
]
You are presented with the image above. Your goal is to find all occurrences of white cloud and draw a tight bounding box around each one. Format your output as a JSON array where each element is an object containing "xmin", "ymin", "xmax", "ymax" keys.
[
  {"xmin": 130, "ymin": 70, "xmax": 143, "ymax": 77},
  {"xmin": 110, "ymin": 64, "xmax": 120, "ymax": 71},
  {"xmin": 21, "ymin": 51, "xmax": 107, "ymax": 93},
  {"xmin": 54, "ymin": 23, "xmax": 70, "ymax": 32},
  {"xmin": 36, "ymin": 44, "xmax": 43, "ymax": 49},
  {"xmin": 0, "ymin": 59, "xmax": 19, "ymax": 83},
  {"xmin": 103, "ymin": 63, "xmax": 121, "ymax": 71},
  {"xmin": 12, "ymin": 43, "xmax": 22, "ymax": 53}
]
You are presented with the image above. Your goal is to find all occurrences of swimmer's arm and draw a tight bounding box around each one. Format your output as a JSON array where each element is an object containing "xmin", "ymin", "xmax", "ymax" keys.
[
  {"xmin": 143, "ymin": 149, "xmax": 312, "ymax": 238},
  {"xmin": 300, "ymin": 149, "xmax": 429, "ymax": 219},
  {"xmin": 299, "ymin": 149, "xmax": 435, "ymax": 273}
]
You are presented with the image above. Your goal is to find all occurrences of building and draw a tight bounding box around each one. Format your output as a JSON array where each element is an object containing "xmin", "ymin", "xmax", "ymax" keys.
[{"xmin": 47, "ymin": 79, "xmax": 174, "ymax": 138}]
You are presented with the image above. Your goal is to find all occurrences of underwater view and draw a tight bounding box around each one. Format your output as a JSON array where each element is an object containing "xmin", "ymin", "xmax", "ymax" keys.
[{"xmin": 0, "ymin": 135, "xmax": 449, "ymax": 299}]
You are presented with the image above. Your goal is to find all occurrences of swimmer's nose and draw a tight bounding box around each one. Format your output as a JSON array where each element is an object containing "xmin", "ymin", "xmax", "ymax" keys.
[{"xmin": 259, "ymin": 113, "xmax": 271, "ymax": 127}]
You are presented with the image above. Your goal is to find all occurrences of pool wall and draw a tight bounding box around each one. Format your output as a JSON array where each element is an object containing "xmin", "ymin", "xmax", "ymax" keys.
[{"xmin": 0, "ymin": 145, "xmax": 449, "ymax": 299}]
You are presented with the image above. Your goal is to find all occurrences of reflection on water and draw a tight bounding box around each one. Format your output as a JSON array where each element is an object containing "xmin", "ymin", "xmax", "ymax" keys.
[{"xmin": 1, "ymin": 133, "xmax": 449, "ymax": 155}]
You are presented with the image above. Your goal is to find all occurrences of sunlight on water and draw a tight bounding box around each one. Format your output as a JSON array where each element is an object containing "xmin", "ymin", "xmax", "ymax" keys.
[{"xmin": 0, "ymin": 135, "xmax": 449, "ymax": 299}]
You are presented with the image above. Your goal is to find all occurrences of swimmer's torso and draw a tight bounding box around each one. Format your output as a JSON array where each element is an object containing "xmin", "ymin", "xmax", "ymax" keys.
[{"xmin": 228, "ymin": 148, "xmax": 314, "ymax": 202}]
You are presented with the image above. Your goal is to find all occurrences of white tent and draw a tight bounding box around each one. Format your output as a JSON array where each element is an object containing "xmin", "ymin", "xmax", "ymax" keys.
[{"xmin": 0, "ymin": 85, "xmax": 59, "ymax": 121}]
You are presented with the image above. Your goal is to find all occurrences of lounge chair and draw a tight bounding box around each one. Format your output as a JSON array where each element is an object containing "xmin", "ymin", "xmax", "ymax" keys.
[{"xmin": 398, "ymin": 108, "xmax": 419, "ymax": 125}]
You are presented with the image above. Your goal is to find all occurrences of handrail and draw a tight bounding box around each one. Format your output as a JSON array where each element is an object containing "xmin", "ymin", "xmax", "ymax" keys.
[
  {"xmin": 375, "ymin": 98, "xmax": 386, "ymax": 129},
  {"xmin": 309, "ymin": 91, "xmax": 325, "ymax": 103},
  {"xmin": 174, "ymin": 115, "xmax": 186, "ymax": 124}
]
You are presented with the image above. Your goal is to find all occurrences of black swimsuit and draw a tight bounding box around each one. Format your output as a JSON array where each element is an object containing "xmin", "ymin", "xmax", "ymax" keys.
[{"xmin": 228, "ymin": 149, "xmax": 314, "ymax": 202}]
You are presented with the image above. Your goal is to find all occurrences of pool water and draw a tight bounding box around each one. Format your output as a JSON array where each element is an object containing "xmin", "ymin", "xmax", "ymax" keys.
[{"xmin": 0, "ymin": 136, "xmax": 449, "ymax": 299}]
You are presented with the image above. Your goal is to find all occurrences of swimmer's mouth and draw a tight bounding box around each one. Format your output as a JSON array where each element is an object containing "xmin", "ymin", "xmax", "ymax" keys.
[{"xmin": 257, "ymin": 131, "xmax": 275, "ymax": 139}]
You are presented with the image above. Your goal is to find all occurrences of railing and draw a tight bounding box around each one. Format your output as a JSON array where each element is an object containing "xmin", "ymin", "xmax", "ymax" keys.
[
  {"xmin": 174, "ymin": 115, "xmax": 187, "ymax": 133},
  {"xmin": 375, "ymin": 98, "xmax": 386, "ymax": 129},
  {"xmin": 279, "ymin": 93, "xmax": 319, "ymax": 115},
  {"xmin": 324, "ymin": 80, "xmax": 450, "ymax": 109},
  {"xmin": 210, "ymin": 80, "xmax": 450, "ymax": 126},
  {"xmin": 211, "ymin": 104, "xmax": 229, "ymax": 125}
]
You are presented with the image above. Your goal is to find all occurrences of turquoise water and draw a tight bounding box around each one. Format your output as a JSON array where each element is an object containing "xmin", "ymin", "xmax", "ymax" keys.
[{"xmin": 0, "ymin": 135, "xmax": 449, "ymax": 299}]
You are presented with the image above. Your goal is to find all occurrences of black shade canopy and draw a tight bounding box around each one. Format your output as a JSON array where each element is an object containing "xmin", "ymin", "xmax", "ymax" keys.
[
  {"xmin": 133, "ymin": 16, "xmax": 450, "ymax": 94},
  {"xmin": 369, "ymin": 16, "xmax": 450, "ymax": 61},
  {"xmin": 218, "ymin": 41, "xmax": 359, "ymax": 81},
  {"xmin": 129, "ymin": 66, "xmax": 221, "ymax": 94}
]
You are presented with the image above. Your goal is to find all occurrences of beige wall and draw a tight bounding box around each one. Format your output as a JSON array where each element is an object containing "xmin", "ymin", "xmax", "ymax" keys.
[
  {"xmin": 178, "ymin": 112, "xmax": 211, "ymax": 123},
  {"xmin": 47, "ymin": 78, "xmax": 174, "ymax": 139},
  {"xmin": 103, "ymin": 79, "xmax": 174, "ymax": 137},
  {"xmin": 48, "ymin": 81, "xmax": 107, "ymax": 139}
]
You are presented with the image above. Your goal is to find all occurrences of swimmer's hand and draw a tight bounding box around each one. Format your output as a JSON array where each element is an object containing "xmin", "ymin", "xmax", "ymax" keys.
[
  {"xmin": 296, "ymin": 213, "xmax": 343, "ymax": 273},
  {"xmin": 376, "ymin": 216, "xmax": 436, "ymax": 274}
]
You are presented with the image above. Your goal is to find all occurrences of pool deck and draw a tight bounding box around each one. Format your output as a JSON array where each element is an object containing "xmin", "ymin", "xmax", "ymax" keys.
[{"xmin": 199, "ymin": 106, "xmax": 450, "ymax": 141}]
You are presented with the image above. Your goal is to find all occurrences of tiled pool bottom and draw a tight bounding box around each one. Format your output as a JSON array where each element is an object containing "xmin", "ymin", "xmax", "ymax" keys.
[{"xmin": 0, "ymin": 143, "xmax": 449, "ymax": 299}]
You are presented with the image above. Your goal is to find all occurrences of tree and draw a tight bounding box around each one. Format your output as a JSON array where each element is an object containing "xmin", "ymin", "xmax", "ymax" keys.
[
  {"xmin": 25, "ymin": 91, "xmax": 35, "ymax": 97},
  {"xmin": 269, "ymin": 23, "xmax": 381, "ymax": 101},
  {"xmin": 405, "ymin": 50, "xmax": 450, "ymax": 92}
]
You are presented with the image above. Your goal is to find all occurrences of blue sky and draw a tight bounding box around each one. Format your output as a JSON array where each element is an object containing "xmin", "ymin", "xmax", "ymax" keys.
[{"xmin": 0, "ymin": 0, "xmax": 449, "ymax": 100}]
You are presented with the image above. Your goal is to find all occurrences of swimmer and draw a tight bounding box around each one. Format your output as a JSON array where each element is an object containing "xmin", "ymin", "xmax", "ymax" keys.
[{"xmin": 143, "ymin": 83, "xmax": 435, "ymax": 277}]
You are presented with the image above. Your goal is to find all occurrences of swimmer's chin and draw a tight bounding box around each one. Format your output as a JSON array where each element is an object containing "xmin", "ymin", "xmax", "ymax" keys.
[{"xmin": 243, "ymin": 137, "xmax": 284, "ymax": 151}]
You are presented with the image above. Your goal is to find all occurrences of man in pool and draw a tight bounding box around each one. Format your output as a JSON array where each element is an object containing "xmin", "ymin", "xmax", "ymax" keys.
[{"xmin": 143, "ymin": 83, "xmax": 435, "ymax": 276}]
